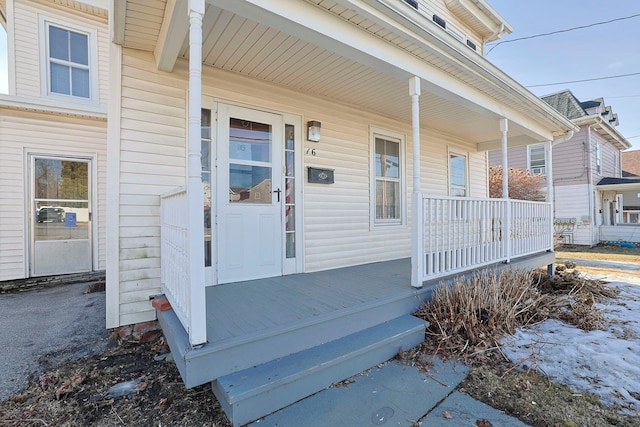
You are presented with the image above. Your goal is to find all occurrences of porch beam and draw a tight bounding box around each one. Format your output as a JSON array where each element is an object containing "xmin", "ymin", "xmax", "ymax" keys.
[
  {"xmin": 409, "ymin": 76, "xmax": 423, "ymax": 288},
  {"xmin": 155, "ymin": 0, "xmax": 189, "ymax": 72},
  {"xmin": 187, "ymin": 0, "xmax": 207, "ymax": 347},
  {"xmin": 112, "ymin": 0, "xmax": 127, "ymax": 45}
]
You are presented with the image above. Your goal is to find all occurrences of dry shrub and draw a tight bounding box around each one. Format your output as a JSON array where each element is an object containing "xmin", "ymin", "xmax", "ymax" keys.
[
  {"xmin": 414, "ymin": 264, "xmax": 620, "ymax": 360},
  {"xmin": 415, "ymin": 269, "xmax": 547, "ymax": 357}
]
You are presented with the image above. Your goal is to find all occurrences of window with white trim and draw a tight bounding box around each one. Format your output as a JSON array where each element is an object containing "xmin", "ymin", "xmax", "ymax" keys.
[
  {"xmin": 596, "ymin": 143, "xmax": 602, "ymax": 175},
  {"xmin": 371, "ymin": 129, "xmax": 404, "ymax": 226},
  {"xmin": 449, "ymin": 151, "xmax": 468, "ymax": 197},
  {"xmin": 528, "ymin": 144, "xmax": 546, "ymax": 175},
  {"xmin": 40, "ymin": 18, "xmax": 97, "ymax": 101}
]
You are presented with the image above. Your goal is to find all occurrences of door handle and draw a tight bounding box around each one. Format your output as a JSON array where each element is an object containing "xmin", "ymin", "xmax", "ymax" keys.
[{"xmin": 273, "ymin": 188, "xmax": 281, "ymax": 202}]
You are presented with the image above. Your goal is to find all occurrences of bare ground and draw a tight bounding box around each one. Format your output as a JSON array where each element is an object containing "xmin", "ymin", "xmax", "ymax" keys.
[{"xmin": 1, "ymin": 245, "xmax": 639, "ymax": 426}]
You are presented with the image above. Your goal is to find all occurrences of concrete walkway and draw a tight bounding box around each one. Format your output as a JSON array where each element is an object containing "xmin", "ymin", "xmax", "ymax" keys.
[
  {"xmin": 0, "ymin": 282, "xmax": 110, "ymax": 401},
  {"xmin": 249, "ymin": 359, "xmax": 529, "ymax": 427}
]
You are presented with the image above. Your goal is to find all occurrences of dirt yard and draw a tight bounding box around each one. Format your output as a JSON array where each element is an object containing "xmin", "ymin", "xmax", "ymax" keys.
[{"xmin": 1, "ymin": 244, "xmax": 639, "ymax": 427}]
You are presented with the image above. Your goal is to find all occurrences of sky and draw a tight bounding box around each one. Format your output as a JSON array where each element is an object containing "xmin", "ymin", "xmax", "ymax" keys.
[
  {"xmin": 487, "ymin": 0, "xmax": 640, "ymax": 150},
  {"xmin": 501, "ymin": 273, "xmax": 640, "ymax": 414},
  {"xmin": 0, "ymin": 2, "xmax": 639, "ymax": 149}
]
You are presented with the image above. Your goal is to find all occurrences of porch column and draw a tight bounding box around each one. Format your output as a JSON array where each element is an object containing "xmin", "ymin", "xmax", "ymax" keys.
[
  {"xmin": 500, "ymin": 118, "xmax": 511, "ymax": 262},
  {"xmin": 545, "ymin": 140, "xmax": 553, "ymax": 205},
  {"xmin": 187, "ymin": 0, "xmax": 207, "ymax": 346},
  {"xmin": 410, "ymin": 76, "xmax": 423, "ymax": 288}
]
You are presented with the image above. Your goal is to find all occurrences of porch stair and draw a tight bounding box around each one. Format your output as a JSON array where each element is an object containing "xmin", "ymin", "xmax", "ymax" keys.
[{"xmin": 211, "ymin": 315, "xmax": 427, "ymax": 427}]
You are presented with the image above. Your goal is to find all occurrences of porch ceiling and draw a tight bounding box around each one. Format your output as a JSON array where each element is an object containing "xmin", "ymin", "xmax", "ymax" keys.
[{"xmin": 116, "ymin": 0, "xmax": 575, "ymax": 150}]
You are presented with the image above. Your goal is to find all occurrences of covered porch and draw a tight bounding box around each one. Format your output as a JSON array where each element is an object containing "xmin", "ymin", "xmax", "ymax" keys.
[{"xmin": 110, "ymin": 1, "xmax": 574, "ymax": 424}]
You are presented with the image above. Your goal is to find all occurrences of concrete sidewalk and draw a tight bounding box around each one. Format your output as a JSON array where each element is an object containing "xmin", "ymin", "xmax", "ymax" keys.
[
  {"xmin": 249, "ymin": 359, "xmax": 529, "ymax": 426},
  {"xmin": 0, "ymin": 282, "xmax": 110, "ymax": 401}
]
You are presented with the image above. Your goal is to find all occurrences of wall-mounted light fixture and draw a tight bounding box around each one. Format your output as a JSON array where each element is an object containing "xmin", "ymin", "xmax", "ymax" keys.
[{"xmin": 307, "ymin": 120, "xmax": 321, "ymax": 142}]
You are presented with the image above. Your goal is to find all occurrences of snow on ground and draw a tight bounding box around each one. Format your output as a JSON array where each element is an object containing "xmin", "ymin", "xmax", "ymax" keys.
[{"xmin": 500, "ymin": 274, "xmax": 640, "ymax": 415}]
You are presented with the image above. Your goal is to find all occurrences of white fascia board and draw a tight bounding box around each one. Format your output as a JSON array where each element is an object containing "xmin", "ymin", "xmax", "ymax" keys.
[
  {"xmin": 155, "ymin": 0, "xmax": 189, "ymax": 72},
  {"xmin": 574, "ymin": 115, "xmax": 631, "ymax": 150},
  {"xmin": 75, "ymin": 0, "xmax": 108, "ymax": 9},
  {"xmin": 0, "ymin": 94, "xmax": 107, "ymax": 119},
  {"xmin": 596, "ymin": 182, "xmax": 640, "ymax": 191},
  {"xmin": 212, "ymin": 0, "xmax": 570, "ymax": 141},
  {"xmin": 328, "ymin": 0, "xmax": 573, "ymax": 138}
]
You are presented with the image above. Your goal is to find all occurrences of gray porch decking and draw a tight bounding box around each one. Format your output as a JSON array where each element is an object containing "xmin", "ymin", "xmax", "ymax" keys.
[{"xmin": 157, "ymin": 252, "xmax": 554, "ymax": 390}]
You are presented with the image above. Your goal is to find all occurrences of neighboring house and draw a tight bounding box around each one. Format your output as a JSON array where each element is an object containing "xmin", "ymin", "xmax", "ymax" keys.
[
  {"xmin": 0, "ymin": 0, "xmax": 108, "ymax": 281},
  {"xmin": 2, "ymin": 0, "xmax": 579, "ymax": 424},
  {"xmin": 489, "ymin": 90, "xmax": 637, "ymax": 246},
  {"xmin": 620, "ymin": 150, "xmax": 640, "ymax": 223}
]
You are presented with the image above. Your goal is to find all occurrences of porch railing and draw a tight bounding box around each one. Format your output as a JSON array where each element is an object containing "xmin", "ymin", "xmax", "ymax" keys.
[
  {"xmin": 160, "ymin": 186, "xmax": 207, "ymax": 346},
  {"xmin": 420, "ymin": 195, "xmax": 552, "ymax": 281}
]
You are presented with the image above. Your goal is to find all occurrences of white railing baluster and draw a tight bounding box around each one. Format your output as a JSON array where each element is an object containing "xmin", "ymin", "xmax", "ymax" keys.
[{"xmin": 418, "ymin": 195, "xmax": 552, "ymax": 282}]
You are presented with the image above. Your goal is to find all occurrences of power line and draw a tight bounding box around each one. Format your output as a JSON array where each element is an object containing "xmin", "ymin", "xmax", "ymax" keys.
[
  {"xmin": 486, "ymin": 13, "xmax": 640, "ymax": 55},
  {"xmin": 526, "ymin": 71, "xmax": 640, "ymax": 88}
]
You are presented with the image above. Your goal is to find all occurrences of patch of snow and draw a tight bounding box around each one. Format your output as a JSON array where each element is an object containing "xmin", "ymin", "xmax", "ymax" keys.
[{"xmin": 501, "ymin": 280, "xmax": 640, "ymax": 415}]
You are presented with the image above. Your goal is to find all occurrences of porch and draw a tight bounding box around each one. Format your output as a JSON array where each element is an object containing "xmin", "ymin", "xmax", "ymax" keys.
[{"xmin": 156, "ymin": 252, "xmax": 552, "ymax": 426}]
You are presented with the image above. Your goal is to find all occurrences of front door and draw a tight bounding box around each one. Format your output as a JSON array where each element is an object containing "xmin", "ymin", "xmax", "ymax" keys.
[
  {"xmin": 30, "ymin": 156, "xmax": 92, "ymax": 276},
  {"xmin": 217, "ymin": 104, "xmax": 283, "ymax": 283}
]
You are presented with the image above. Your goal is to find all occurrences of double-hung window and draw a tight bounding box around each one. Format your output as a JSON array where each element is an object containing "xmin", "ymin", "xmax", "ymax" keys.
[
  {"xmin": 41, "ymin": 18, "xmax": 96, "ymax": 101},
  {"xmin": 371, "ymin": 129, "xmax": 404, "ymax": 227},
  {"xmin": 528, "ymin": 144, "xmax": 546, "ymax": 175},
  {"xmin": 596, "ymin": 143, "xmax": 602, "ymax": 175},
  {"xmin": 449, "ymin": 151, "xmax": 468, "ymax": 197}
]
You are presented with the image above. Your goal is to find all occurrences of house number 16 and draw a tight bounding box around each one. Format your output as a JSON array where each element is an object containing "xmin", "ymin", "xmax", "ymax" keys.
[{"xmin": 305, "ymin": 148, "xmax": 317, "ymax": 156}]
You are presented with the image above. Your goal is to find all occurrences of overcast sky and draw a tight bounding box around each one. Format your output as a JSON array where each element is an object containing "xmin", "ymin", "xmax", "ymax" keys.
[{"xmin": 487, "ymin": 0, "xmax": 640, "ymax": 150}]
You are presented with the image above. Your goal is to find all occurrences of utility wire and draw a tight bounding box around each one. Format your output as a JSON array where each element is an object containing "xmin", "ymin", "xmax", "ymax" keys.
[
  {"xmin": 526, "ymin": 71, "xmax": 640, "ymax": 88},
  {"xmin": 486, "ymin": 13, "xmax": 640, "ymax": 55}
]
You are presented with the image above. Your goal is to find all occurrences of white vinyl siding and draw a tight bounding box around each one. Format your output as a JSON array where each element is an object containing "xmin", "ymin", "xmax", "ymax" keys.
[
  {"xmin": 114, "ymin": 49, "xmax": 493, "ymax": 326},
  {"xmin": 12, "ymin": 0, "xmax": 107, "ymax": 106},
  {"xmin": 0, "ymin": 109, "xmax": 107, "ymax": 281}
]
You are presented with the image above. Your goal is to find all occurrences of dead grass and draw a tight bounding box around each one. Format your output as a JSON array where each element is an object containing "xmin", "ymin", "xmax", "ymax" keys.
[{"xmin": 557, "ymin": 244, "xmax": 640, "ymax": 264}]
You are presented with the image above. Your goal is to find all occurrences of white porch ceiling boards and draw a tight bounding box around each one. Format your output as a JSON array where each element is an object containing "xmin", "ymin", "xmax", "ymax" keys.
[{"xmin": 115, "ymin": 0, "xmax": 576, "ymax": 149}]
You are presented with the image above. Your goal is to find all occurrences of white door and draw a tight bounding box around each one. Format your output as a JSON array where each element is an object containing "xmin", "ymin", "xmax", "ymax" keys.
[
  {"xmin": 30, "ymin": 156, "xmax": 92, "ymax": 276},
  {"xmin": 217, "ymin": 104, "xmax": 283, "ymax": 283}
]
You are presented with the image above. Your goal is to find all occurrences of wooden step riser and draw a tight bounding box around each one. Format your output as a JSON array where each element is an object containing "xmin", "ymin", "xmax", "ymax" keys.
[
  {"xmin": 212, "ymin": 315, "xmax": 426, "ymax": 427},
  {"xmin": 180, "ymin": 295, "xmax": 422, "ymax": 387}
]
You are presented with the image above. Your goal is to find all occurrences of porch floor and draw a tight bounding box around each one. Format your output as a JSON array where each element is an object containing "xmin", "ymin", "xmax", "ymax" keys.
[
  {"xmin": 204, "ymin": 258, "xmax": 418, "ymax": 344},
  {"xmin": 158, "ymin": 251, "xmax": 554, "ymax": 389}
]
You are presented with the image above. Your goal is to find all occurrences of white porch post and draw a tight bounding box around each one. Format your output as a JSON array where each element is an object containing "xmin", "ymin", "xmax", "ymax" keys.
[
  {"xmin": 545, "ymin": 140, "xmax": 554, "ymax": 249},
  {"xmin": 410, "ymin": 76, "xmax": 423, "ymax": 288},
  {"xmin": 500, "ymin": 118, "xmax": 511, "ymax": 262},
  {"xmin": 187, "ymin": 0, "xmax": 206, "ymax": 346}
]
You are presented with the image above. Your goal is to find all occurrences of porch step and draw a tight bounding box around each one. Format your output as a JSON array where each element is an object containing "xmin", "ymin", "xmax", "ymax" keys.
[{"xmin": 211, "ymin": 315, "xmax": 427, "ymax": 427}]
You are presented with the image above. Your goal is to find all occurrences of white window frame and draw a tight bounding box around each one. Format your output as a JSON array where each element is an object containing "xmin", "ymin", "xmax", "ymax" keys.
[
  {"xmin": 39, "ymin": 15, "xmax": 99, "ymax": 104},
  {"xmin": 596, "ymin": 143, "xmax": 602, "ymax": 175},
  {"xmin": 448, "ymin": 148, "xmax": 469, "ymax": 197},
  {"xmin": 370, "ymin": 127, "xmax": 406, "ymax": 229},
  {"xmin": 527, "ymin": 143, "xmax": 546, "ymax": 175}
]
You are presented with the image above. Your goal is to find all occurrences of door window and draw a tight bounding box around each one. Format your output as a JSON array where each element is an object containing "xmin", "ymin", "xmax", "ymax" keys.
[{"xmin": 228, "ymin": 118, "xmax": 272, "ymax": 204}]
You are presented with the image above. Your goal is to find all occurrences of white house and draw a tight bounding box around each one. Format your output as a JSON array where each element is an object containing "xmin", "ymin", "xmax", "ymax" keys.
[
  {"xmin": 2, "ymin": 0, "xmax": 579, "ymax": 424},
  {"xmin": 0, "ymin": 0, "xmax": 108, "ymax": 281},
  {"xmin": 489, "ymin": 90, "xmax": 637, "ymax": 246}
]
